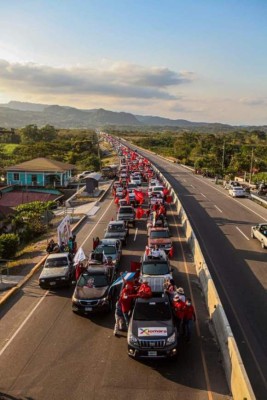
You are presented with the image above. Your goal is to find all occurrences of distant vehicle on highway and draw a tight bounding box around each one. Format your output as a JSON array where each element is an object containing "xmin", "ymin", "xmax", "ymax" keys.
[
  {"xmin": 251, "ymin": 223, "xmax": 267, "ymax": 249},
  {"xmin": 39, "ymin": 253, "xmax": 74, "ymax": 289},
  {"xmin": 117, "ymin": 205, "xmax": 136, "ymax": 227},
  {"xmin": 223, "ymin": 180, "xmax": 241, "ymax": 190},
  {"xmin": 229, "ymin": 186, "xmax": 246, "ymax": 198}
]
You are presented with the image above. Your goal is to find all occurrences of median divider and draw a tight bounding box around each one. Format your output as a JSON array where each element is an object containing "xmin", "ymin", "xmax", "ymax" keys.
[{"xmin": 151, "ymin": 161, "xmax": 256, "ymax": 400}]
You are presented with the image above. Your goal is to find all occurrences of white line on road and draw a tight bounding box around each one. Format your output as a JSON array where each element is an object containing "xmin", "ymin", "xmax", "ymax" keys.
[
  {"xmin": 81, "ymin": 198, "xmax": 114, "ymax": 248},
  {"xmin": 236, "ymin": 226, "xmax": 250, "ymax": 241},
  {"xmin": 214, "ymin": 205, "xmax": 223, "ymax": 213},
  {"xmin": 134, "ymin": 228, "xmax": 138, "ymax": 241},
  {"xmin": 0, "ymin": 291, "xmax": 49, "ymax": 357},
  {"xmin": 201, "ymin": 193, "xmax": 207, "ymax": 198}
]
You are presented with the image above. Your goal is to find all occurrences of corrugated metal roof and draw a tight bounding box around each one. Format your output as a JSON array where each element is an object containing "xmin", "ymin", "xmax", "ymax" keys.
[{"xmin": 5, "ymin": 158, "xmax": 76, "ymax": 172}]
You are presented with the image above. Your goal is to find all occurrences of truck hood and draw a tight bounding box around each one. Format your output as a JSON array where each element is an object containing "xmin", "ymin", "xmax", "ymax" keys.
[
  {"xmin": 149, "ymin": 238, "xmax": 171, "ymax": 245},
  {"xmin": 104, "ymin": 232, "xmax": 126, "ymax": 239},
  {"xmin": 131, "ymin": 319, "xmax": 174, "ymax": 338}
]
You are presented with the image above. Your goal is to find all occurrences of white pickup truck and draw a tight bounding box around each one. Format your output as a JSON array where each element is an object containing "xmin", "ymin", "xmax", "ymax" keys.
[{"xmin": 251, "ymin": 223, "xmax": 267, "ymax": 249}]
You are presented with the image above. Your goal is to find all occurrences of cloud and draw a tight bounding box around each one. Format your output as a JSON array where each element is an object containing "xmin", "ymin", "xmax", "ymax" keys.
[
  {"xmin": 0, "ymin": 59, "xmax": 193, "ymax": 100},
  {"xmin": 239, "ymin": 97, "xmax": 266, "ymax": 106}
]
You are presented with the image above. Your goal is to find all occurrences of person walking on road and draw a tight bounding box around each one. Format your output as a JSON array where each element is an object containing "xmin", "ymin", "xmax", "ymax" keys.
[
  {"xmin": 183, "ymin": 298, "xmax": 196, "ymax": 342},
  {"xmin": 113, "ymin": 300, "xmax": 124, "ymax": 336}
]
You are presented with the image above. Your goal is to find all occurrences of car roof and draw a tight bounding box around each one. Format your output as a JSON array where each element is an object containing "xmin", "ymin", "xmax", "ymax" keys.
[{"xmin": 108, "ymin": 220, "xmax": 125, "ymax": 225}]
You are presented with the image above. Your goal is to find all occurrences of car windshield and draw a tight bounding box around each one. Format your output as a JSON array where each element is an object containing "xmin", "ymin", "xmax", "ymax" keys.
[
  {"xmin": 45, "ymin": 258, "xmax": 68, "ymax": 268},
  {"xmin": 142, "ymin": 262, "xmax": 169, "ymax": 275},
  {"xmin": 150, "ymin": 230, "xmax": 170, "ymax": 238},
  {"xmin": 95, "ymin": 246, "xmax": 116, "ymax": 255},
  {"xmin": 108, "ymin": 224, "xmax": 124, "ymax": 231},
  {"xmin": 78, "ymin": 273, "xmax": 108, "ymax": 288},
  {"xmin": 119, "ymin": 207, "xmax": 133, "ymax": 214},
  {"xmin": 133, "ymin": 301, "xmax": 171, "ymax": 321},
  {"xmin": 153, "ymin": 187, "xmax": 164, "ymax": 191}
]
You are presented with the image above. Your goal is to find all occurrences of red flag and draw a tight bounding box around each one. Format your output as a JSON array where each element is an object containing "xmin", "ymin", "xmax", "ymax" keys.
[
  {"xmin": 125, "ymin": 193, "xmax": 130, "ymax": 204},
  {"xmin": 166, "ymin": 195, "xmax": 173, "ymax": 204},
  {"xmin": 163, "ymin": 188, "xmax": 169, "ymax": 196},
  {"xmin": 114, "ymin": 197, "xmax": 119, "ymax": 204},
  {"xmin": 134, "ymin": 189, "xmax": 144, "ymax": 204},
  {"xmin": 136, "ymin": 206, "xmax": 145, "ymax": 219},
  {"xmin": 145, "ymin": 246, "xmax": 150, "ymax": 256},
  {"xmin": 169, "ymin": 246, "xmax": 174, "ymax": 258}
]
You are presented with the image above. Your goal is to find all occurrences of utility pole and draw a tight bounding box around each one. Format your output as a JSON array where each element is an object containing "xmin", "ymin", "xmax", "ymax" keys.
[
  {"xmin": 221, "ymin": 140, "xmax": 225, "ymax": 176},
  {"xmin": 249, "ymin": 147, "xmax": 254, "ymax": 184}
]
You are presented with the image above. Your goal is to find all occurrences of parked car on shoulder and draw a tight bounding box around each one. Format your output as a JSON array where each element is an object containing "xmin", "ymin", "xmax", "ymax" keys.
[
  {"xmin": 39, "ymin": 252, "xmax": 74, "ymax": 289},
  {"xmin": 72, "ymin": 264, "xmax": 116, "ymax": 314},
  {"xmin": 251, "ymin": 223, "xmax": 267, "ymax": 249},
  {"xmin": 229, "ymin": 186, "xmax": 246, "ymax": 198}
]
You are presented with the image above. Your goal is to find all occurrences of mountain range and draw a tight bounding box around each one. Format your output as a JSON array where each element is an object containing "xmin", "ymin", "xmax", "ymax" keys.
[{"xmin": 0, "ymin": 100, "xmax": 262, "ymax": 130}]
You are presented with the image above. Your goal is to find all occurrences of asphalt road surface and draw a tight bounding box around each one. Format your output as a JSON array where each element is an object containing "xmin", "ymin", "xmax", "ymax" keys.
[
  {"xmin": 0, "ymin": 192, "xmax": 231, "ymax": 400},
  {"xmin": 126, "ymin": 143, "xmax": 267, "ymax": 400}
]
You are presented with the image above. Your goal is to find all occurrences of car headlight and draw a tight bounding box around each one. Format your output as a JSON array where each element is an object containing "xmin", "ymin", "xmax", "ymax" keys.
[
  {"xmin": 72, "ymin": 294, "xmax": 79, "ymax": 302},
  {"xmin": 166, "ymin": 332, "xmax": 176, "ymax": 345},
  {"xmin": 99, "ymin": 297, "xmax": 109, "ymax": 304},
  {"xmin": 128, "ymin": 333, "xmax": 138, "ymax": 344}
]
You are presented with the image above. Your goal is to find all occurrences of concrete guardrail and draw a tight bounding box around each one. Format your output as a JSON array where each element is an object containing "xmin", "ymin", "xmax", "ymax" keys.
[{"xmin": 151, "ymin": 162, "xmax": 256, "ymax": 400}]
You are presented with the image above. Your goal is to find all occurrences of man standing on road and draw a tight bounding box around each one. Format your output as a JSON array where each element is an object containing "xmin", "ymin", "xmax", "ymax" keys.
[{"xmin": 183, "ymin": 298, "xmax": 196, "ymax": 342}]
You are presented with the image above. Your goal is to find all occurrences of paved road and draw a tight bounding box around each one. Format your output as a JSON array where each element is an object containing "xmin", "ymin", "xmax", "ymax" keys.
[
  {"xmin": 0, "ymin": 192, "xmax": 230, "ymax": 400},
  {"xmin": 127, "ymin": 144, "xmax": 267, "ymax": 399}
]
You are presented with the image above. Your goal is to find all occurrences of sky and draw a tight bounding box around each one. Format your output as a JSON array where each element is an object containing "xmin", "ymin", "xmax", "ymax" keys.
[{"xmin": 0, "ymin": 0, "xmax": 267, "ymax": 125}]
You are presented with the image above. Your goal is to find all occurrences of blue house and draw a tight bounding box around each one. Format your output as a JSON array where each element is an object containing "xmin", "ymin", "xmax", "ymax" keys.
[{"xmin": 5, "ymin": 158, "xmax": 76, "ymax": 187}]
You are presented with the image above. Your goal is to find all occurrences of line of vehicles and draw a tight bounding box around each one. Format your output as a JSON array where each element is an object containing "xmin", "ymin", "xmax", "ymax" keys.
[{"xmin": 38, "ymin": 137, "xmax": 181, "ymax": 359}]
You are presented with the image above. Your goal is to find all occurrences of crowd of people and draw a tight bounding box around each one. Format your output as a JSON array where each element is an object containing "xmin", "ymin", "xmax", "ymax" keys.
[
  {"xmin": 114, "ymin": 274, "xmax": 196, "ymax": 342},
  {"xmin": 46, "ymin": 235, "xmax": 78, "ymax": 257}
]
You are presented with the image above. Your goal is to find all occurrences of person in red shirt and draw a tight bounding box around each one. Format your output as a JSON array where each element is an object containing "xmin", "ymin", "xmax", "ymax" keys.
[
  {"xmin": 137, "ymin": 281, "xmax": 152, "ymax": 298},
  {"xmin": 183, "ymin": 298, "xmax": 196, "ymax": 342},
  {"xmin": 119, "ymin": 284, "xmax": 137, "ymax": 328},
  {"xmin": 75, "ymin": 261, "xmax": 86, "ymax": 281},
  {"xmin": 172, "ymin": 295, "xmax": 186, "ymax": 332}
]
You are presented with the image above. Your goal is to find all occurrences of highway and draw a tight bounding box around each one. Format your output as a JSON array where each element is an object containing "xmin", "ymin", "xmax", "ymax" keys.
[
  {"xmin": 126, "ymin": 144, "xmax": 267, "ymax": 399},
  {"xmin": 0, "ymin": 191, "xmax": 231, "ymax": 399}
]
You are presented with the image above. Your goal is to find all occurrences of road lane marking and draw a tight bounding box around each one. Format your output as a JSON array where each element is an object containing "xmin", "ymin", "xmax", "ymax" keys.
[
  {"xmin": 134, "ymin": 228, "xmax": 138, "ymax": 241},
  {"xmin": 186, "ymin": 212, "xmax": 267, "ymax": 389},
  {"xmin": 236, "ymin": 226, "xmax": 250, "ymax": 241},
  {"xmin": 0, "ymin": 291, "xmax": 49, "ymax": 357},
  {"xmin": 214, "ymin": 205, "xmax": 223, "ymax": 213},
  {"xmin": 201, "ymin": 193, "xmax": 207, "ymax": 198},
  {"xmin": 80, "ymin": 198, "xmax": 114, "ymax": 247},
  {"xmin": 169, "ymin": 206, "xmax": 214, "ymax": 400}
]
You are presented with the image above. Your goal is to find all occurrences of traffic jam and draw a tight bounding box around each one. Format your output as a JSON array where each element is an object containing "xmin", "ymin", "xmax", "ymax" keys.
[{"xmin": 39, "ymin": 136, "xmax": 196, "ymax": 359}]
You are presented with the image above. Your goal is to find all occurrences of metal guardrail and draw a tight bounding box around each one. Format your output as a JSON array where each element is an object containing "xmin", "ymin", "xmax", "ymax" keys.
[{"xmin": 250, "ymin": 193, "xmax": 267, "ymax": 207}]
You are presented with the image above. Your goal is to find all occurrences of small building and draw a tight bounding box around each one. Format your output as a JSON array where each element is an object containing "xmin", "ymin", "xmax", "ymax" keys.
[
  {"xmin": 84, "ymin": 172, "xmax": 102, "ymax": 194},
  {"xmin": 5, "ymin": 158, "xmax": 76, "ymax": 188}
]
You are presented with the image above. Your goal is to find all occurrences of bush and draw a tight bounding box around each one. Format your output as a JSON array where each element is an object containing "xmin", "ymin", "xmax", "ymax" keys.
[{"xmin": 0, "ymin": 233, "xmax": 20, "ymax": 258}]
